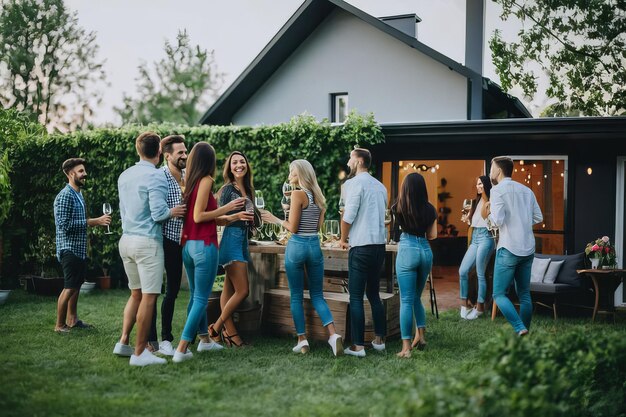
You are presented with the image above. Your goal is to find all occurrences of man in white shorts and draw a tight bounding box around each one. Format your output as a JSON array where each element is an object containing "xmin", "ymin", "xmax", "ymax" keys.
[{"xmin": 113, "ymin": 131, "xmax": 186, "ymax": 366}]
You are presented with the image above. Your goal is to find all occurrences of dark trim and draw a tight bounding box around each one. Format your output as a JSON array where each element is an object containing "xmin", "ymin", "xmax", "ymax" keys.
[
  {"xmin": 330, "ymin": 92, "xmax": 348, "ymax": 123},
  {"xmin": 379, "ymin": 13, "xmax": 422, "ymax": 23}
]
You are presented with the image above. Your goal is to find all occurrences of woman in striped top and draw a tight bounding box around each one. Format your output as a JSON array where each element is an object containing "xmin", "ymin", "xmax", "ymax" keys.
[{"xmin": 261, "ymin": 160, "xmax": 343, "ymax": 356}]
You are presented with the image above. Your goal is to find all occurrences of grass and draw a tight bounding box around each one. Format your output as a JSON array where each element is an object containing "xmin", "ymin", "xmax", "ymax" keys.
[{"xmin": 0, "ymin": 289, "xmax": 624, "ymax": 417}]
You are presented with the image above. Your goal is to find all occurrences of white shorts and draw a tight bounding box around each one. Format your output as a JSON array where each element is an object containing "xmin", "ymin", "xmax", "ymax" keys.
[{"xmin": 119, "ymin": 235, "xmax": 164, "ymax": 294}]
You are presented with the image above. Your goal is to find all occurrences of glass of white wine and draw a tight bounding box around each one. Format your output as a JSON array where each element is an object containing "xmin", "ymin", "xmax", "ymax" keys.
[
  {"xmin": 330, "ymin": 220, "xmax": 340, "ymax": 244},
  {"xmin": 255, "ymin": 190, "xmax": 265, "ymax": 210},
  {"xmin": 102, "ymin": 203, "xmax": 112, "ymax": 234},
  {"xmin": 461, "ymin": 198, "xmax": 472, "ymax": 223}
]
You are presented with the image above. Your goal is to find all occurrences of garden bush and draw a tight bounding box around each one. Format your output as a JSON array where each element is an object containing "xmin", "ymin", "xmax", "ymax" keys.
[
  {"xmin": 0, "ymin": 109, "xmax": 384, "ymax": 287},
  {"xmin": 388, "ymin": 328, "xmax": 626, "ymax": 417}
]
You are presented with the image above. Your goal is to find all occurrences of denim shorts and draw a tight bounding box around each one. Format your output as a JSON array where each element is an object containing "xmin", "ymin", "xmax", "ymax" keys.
[{"xmin": 218, "ymin": 226, "xmax": 249, "ymax": 267}]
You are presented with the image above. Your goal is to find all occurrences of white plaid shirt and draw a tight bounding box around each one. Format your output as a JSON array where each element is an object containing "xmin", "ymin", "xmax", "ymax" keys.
[
  {"xmin": 162, "ymin": 165, "xmax": 184, "ymax": 244},
  {"xmin": 54, "ymin": 184, "xmax": 87, "ymax": 261}
]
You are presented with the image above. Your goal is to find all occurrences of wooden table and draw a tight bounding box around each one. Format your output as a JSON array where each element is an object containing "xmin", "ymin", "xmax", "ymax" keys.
[{"xmin": 577, "ymin": 269, "xmax": 626, "ymax": 322}]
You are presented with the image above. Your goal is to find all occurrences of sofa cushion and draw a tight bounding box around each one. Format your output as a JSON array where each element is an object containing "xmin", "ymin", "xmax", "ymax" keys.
[
  {"xmin": 543, "ymin": 260, "xmax": 564, "ymax": 284},
  {"xmin": 535, "ymin": 253, "xmax": 586, "ymax": 288},
  {"xmin": 530, "ymin": 282, "xmax": 581, "ymax": 294},
  {"xmin": 530, "ymin": 257, "xmax": 551, "ymax": 283}
]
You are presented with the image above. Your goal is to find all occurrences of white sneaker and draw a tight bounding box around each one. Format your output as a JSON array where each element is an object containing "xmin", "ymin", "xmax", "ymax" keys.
[
  {"xmin": 371, "ymin": 341, "xmax": 386, "ymax": 352},
  {"xmin": 460, "ymin": 306, "xmax": 470, "ymax": 319},
  {"xmin": 198, "ymin": 339, "xmax": 224, "ymax": 352},
  {"xmin": 129, "ymin": 349, "xmax": 167, "ymax": 366},
  {"xmin": 292, "ymin": 339, "xmax": 309, "ymax": 354},
  {"xmin": 466, "ymin": 308, "xmax": 484, "ymax": 320},
  {"xmin": 157, "ymin": 340, "xmax": 175, "ymax": 356},
  {"xmin": 328, "ymin": 334, "xmax": 344, "ymax": 356},
  {"xmin": 344, "ymin": 347, "xmax": 366, "ymax": 358},
  {"xmin": 113, "ymin": 342, "xmax": 133, "ymax": 357},
  {"xmin": 172, "ymin": 349, "xmax": 193, "ymax": 363}
]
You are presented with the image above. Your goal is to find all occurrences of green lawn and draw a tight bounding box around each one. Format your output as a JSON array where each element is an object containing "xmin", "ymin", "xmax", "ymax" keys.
[{"xmin": 0, "ymin": 289, "xmax": 624, "ymax": 417}]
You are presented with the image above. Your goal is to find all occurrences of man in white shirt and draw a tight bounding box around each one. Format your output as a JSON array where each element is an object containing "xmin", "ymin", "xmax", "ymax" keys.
[
  {"xmin": 484, "ymin": 156, "xmax": 543, "ymax": 335},
  {"xmin": 340, "ymin": 148, "xmax": 387, "ymax": 357}
]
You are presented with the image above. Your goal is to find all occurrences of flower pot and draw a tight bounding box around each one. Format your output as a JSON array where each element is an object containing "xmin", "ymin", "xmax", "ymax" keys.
[
  {"xmin": 0, "ymin": 290, "xmax": 11, "ymax": 305},
  {"xmin": 97, "ymin": 276, "xmax": 111, "ymax": 290},
  {"xmin": 590, "ymin": 258, "xmax": 600, "ymax": 269},
  {"xmin": 80, "ymin": 281, "xmax": 96, "ymax": 294}
]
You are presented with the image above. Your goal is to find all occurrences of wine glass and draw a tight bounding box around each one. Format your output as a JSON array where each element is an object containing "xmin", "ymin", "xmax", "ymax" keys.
[
  {"xmin": 330, "ymin": 220, "xmax": 340, "ymax": 243},
  {"xmin": 281, "ymin": 195, "xmax": 290, "ymax": 218},
  {"xmin": 255, "ymin": 191, "xmax": 265, "ymax": 210},
  {"xmin": 461, "ymin": 198, "xmax": 472, "ymax": 223},
  {"xmin": 244, "ymin": 198, "xmax": 255, "ymax": 227},
  {"xmin": 323, "ymin": 220, "xmax": 332, "ymax": 243},
  {"xmin": 338, "ymin": 197, "xmax": 345, "ymax": 215},
  {"xmin": 102, "ymin": 203, "xmax": 112, "ymax": 234},
  {"xmin": 384, "ymin": 209, "xmax": 392, "ymax": 226},
  {"xmin": 282, "ymin": 182, "xmax": 293, "ymax": 197}
]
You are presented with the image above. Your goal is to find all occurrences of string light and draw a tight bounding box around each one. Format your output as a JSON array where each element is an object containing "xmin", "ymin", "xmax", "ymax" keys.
[{"xmin": 401, "ymin": 162, "xmax": 440, "ymax": 173}]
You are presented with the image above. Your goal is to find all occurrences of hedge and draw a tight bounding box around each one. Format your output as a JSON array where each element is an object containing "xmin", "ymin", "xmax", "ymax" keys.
[{"xmin": 0, "ymin": 110, "xmax": 384, "ymax": 287}]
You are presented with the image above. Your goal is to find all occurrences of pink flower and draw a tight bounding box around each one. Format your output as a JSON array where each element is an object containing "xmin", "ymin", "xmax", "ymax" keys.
[
  {"xmin": 602, "ymin": 236, "xmax": 610, "ymax": 243},
  {"xmin": 605, "ymin": 247, "xmax": 610, "ymax": 253},
  {"xmin": 592, "ymin": 244, "xmax": 600, "ymax": 252}
]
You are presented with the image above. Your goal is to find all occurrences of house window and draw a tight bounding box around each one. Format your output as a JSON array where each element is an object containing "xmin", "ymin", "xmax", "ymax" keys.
[{"xmin": 331, "ymin": 93, "xmax": 348, "ymax": 123}]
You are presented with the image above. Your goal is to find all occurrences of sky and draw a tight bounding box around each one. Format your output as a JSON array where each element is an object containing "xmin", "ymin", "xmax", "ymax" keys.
[{"xmin": 64, "ymin": 0, "xmax": 543, "ymax": 125}]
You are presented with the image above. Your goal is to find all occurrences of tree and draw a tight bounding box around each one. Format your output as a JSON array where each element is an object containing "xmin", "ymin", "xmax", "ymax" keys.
[
  {"xmin": 489, "ymin": 0, "xmax": 626, "ymax": 116},
  {"xmin": 116, "ymin": 30, "xmax": 224, "ymax": 125},
  {"xmin": 0, "ymin": 0, "xmax": 106, "ymax": 131}
]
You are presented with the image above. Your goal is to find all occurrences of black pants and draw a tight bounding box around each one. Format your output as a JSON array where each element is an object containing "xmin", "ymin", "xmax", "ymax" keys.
[
  {"xmin": 149, "ymin": 237, "xmax": 183, "ymax": 343},
  {"xmin": 348, "ymin": 244, "xmax": 387, "ymax": 345}
]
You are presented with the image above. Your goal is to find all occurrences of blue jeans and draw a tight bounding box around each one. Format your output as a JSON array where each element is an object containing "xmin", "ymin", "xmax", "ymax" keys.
[
  {"xmin": 459, "ymin": 227, "xmax": 494, "ymax": 303},
  {"xmin": 348, "ymin": 244, "xmax": 386, "ymax": 345},
  {"xmin": 285, "ymin": 235, "xmax": 334, "ymax": 336},
  {"xmin": 492, "ymin": 248, "xmax": 534, "ymax": 333},
  {"xmin": 396, "ymin": 233, "xmax": 433, "ymax": 340},
  {"xmin": 181, "ymin": 240, "xmax": 218, "ymax": 342}
]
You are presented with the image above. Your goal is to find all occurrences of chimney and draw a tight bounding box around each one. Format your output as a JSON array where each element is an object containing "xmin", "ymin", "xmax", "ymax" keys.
[
  {"xmin": 465, "ymin": 0, "xmax": 485, "ymax": 119},
  {"xmin": 379, "ymin": 14, "xmax": 421, "ymax": 38}
]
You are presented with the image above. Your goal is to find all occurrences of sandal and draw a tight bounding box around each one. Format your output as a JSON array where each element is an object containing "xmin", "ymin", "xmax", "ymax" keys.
[
  {"xmin": 222, "ymin": 329, "xmax": 245, "ymax": 348},
  {"xmin": 208, "ymin": 323, "xmax": 222, "ymax": 342}
]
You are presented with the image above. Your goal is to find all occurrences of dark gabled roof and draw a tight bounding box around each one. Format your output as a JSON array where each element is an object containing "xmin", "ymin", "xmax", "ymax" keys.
[
  {"xmin": 483, "ymin": 78, "xmax": 532, "ymax": 119},
  {"xmin": 199, "ymin": 0, "xmax": 481, "ymax": 126}
]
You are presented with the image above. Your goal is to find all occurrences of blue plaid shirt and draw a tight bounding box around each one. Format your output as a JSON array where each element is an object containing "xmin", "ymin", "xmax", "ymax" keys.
[
  {"xmin": 54, "ymin": 184, "xmax": 87, "ymax": 261},
  {"xmin": 162, "ymin": 165, "xmax": 184, "ymax": 244}
]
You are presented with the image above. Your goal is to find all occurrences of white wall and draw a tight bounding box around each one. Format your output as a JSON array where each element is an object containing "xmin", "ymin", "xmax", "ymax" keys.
[{"xmin": 233, "ymin": 9, "xmax": 468, "ymax": 125}]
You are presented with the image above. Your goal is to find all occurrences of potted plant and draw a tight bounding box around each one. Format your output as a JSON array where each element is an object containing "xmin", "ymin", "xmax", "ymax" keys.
[
  {"xmin": 22, "ymin": 229, "xmax": 64, "ymax": 295},
  {"xmin": 89, "ymin": 229, "xmax": 117, "ymax": 290},
  {"xmin": 585, "ymin": 236, "xmax": 617, "ymax": 269}
]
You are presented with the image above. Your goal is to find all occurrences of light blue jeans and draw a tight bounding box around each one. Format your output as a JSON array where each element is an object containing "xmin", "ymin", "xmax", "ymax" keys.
[
  {"xmin": 285, "ymin": 234, "xmax": 334, "ymax": 336},
  {"xmin": 181, "ymin": 240, "xmax": 218, "ymax": 342},
  {"xmin": 396, "ymin": 233, "xmax": 433, "ymax": 340},
  {"xmin": 492, "ymin": 248, "xmax": 534, "ymax": 333},
  {"xmin": 459, "ymin": 227, "xmax": 494, "ymax": 303}
]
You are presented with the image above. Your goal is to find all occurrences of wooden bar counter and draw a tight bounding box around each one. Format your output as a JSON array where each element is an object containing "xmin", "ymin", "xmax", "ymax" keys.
[{"xmin": 247, "ymin": 242, "xmax": 400, "ymax": 342}]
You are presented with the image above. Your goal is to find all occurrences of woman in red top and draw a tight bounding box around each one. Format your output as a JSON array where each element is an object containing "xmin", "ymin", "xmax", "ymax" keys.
[{"xmin": 173, "ymin": 142, "xmax": 252, "ymax": 363}]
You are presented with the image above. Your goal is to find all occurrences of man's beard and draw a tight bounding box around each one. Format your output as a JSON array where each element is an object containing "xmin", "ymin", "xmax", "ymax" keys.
[
  {"xmin": 347, "ymin": 165, "xmax": 357, "ymax": 179},
  {"xmin": 175, "ymin": 158, "xmax": 187, "ymax": 170},
  {"xmin": 490, "ymin": 176, "xmax": 498, "ymax": 186},
  {"xmin": 75, "ymin": 177, "xmax": 86, "ymax": 188}
]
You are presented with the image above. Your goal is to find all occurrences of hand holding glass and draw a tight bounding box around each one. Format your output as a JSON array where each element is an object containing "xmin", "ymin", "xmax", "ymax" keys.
[
  {"xmin": 255, "ymin": 191, "xmax": 265, "ymax": 210},
  {"xmin": 102, "ymin": 203, "xmax": 112, "ymax": 234}
]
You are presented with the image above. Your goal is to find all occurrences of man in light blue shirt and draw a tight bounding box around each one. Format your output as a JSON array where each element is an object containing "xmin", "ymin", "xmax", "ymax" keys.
[
  {"xmin": 485, "ymin": 156, "xmax": 543, "ymax": 336},
  {"xmin": 113, "ymin": 132, "xmax": 186, "ymax": 366},
  {"xmin": 340, "ymin": 148, "xmax": 387, "ymax": 357}
]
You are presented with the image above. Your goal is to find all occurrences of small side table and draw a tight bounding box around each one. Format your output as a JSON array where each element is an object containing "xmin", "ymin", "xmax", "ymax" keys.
[{"xmin": 577, "ymin": 269, "xmax": 626, "ymax": 322}]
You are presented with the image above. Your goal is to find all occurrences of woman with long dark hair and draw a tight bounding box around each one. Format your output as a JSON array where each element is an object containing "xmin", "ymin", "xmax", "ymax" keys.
[
  {"xmin": 458, "ymin": 175, "xmax": 494, "ymax": 320},
  {"xmin": 392, "ymin": 173, "xmax": 437, "ymax": 358},
  {"xmin": 208, "ymin": 151, "xmax": 255, "ymax": 347},
  {"xmin": 261, "ymin": 160, "xmax": 343, "ymax": 356},
  {"xmin": 173, "ymin": 142, "xmax": 252, "ymax": 363}
]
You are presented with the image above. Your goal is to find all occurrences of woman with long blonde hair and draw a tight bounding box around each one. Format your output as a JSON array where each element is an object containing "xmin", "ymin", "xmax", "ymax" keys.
[{"xmin": 262, "ymin": 160, "xmax": 343, "ymax": 356}]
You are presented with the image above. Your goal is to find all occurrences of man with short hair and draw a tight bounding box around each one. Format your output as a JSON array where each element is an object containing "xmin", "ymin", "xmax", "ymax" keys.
[
  {"xmin": 149, "ymin": 134, "xmax": 187, "ymax": 356},
  {"xmin": 484, "ymin": 156, "xmax": 543, "ymax": 336},
  {"xmin": 113, "ymin": 132, "xmax": 185, "ymax": 366},
  {"xmin": 54, "ymin": 158, "xmax": 111, "ymax": 333},
  {"xmin": 340, "ymin": 148, "xmax": 388, "ymax": 357}
]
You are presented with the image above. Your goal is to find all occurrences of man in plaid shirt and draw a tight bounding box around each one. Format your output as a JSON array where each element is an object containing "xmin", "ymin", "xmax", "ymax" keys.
[
  {"xmin": 54, "ymin": 158, "xmax": 111, "ymax": 333},
  {"xmin": 148, "ymin": 134, "xmax": 187, "ymax": 356}
]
